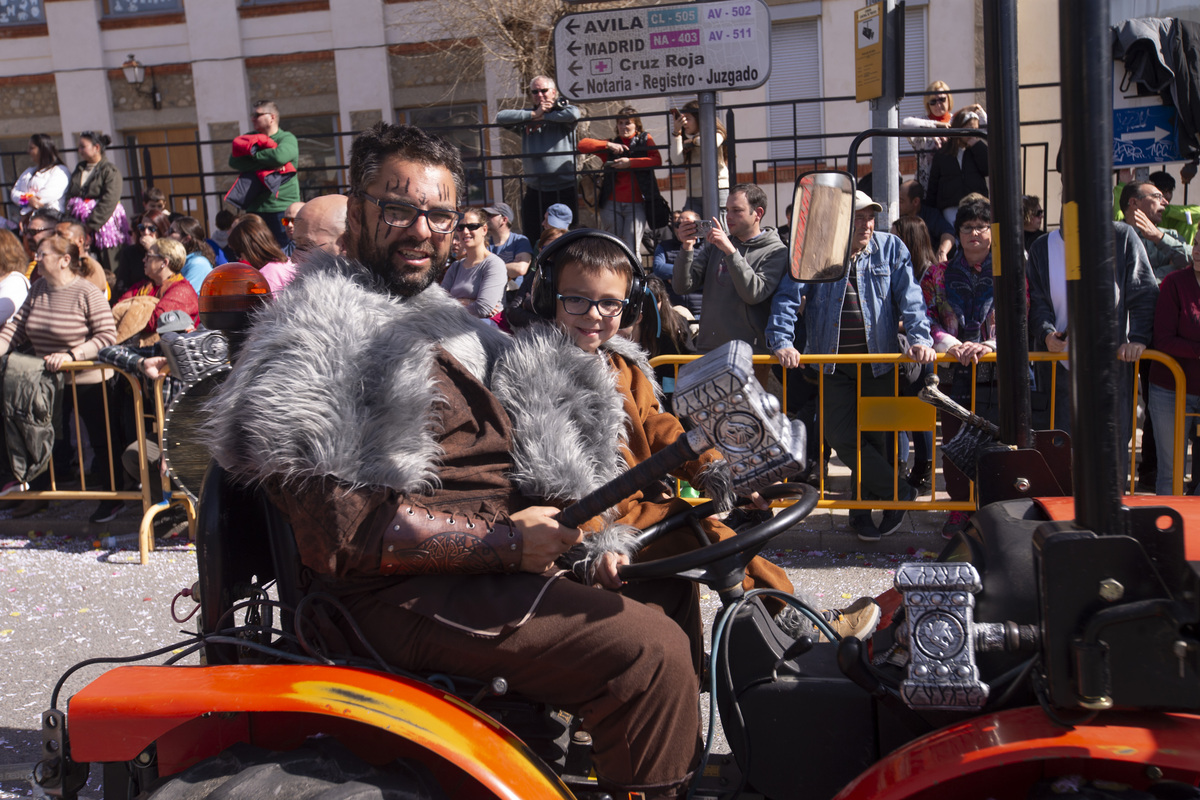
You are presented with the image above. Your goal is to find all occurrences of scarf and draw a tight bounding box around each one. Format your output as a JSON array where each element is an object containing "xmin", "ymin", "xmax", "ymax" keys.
[
  {"xmin": 943, "ymin": 251, "xmax": 994, "ymax": 344},
  {"xmin": 132, "ymin": 272, "xmax": 185, "ymax": 298}
]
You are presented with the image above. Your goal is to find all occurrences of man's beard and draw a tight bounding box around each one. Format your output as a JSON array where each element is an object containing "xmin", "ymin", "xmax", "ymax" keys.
[{"xmin": 351, "ymin": 222, "xmax": 451, "ymax": 298}]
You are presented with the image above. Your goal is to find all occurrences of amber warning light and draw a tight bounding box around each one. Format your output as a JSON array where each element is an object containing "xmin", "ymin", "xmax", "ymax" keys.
[{"xmin": 199, "ymin": 261, "xmax": 270, "ymax": 333}]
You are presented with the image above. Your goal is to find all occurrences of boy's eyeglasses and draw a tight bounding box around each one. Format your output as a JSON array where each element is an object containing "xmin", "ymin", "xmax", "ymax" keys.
[
  {"xmin": 358, "ymin": 193, "xmax": 462, "ymax": 234},
  {"xmin": 557, "ymin": 294, "xmax": 628, "ymax": 317},
  {"xmin": 456, "ymin": 222, "xmax": 486, "ymax": 232}
]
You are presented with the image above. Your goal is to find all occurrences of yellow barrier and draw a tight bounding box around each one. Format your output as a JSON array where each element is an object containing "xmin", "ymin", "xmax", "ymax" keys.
[
  {"xmin": 648, "ymin": 349, "xmax": 1192, "ymax": 511},
  {"xmin": 0, "ymin": 360, "xmax": 153, "ymax": 527}
]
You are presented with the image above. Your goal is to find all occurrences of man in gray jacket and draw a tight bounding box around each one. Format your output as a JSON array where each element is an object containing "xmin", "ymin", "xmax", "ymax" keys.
[
  {"xmin": 1027, "ymin": 220, "xmax": 1158, "ymax": 481},
  {"xmin": 673, "ymin": 183, "xmax": 788, "ymax": 353},
  {"xmin": 496, "ymin": 76, "xmax": 581, "ymax": 239}
]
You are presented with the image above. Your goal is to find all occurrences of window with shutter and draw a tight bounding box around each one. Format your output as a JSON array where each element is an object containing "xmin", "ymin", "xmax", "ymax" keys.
[{"xmin": 768, "ymin": 19, "xmax": 822, "ymax": 163}]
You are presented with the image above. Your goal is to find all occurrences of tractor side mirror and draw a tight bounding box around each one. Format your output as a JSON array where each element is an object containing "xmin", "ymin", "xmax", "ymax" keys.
[{"xmin": 788, "ymin": 170, "xmax": 855, "ymax": 283}]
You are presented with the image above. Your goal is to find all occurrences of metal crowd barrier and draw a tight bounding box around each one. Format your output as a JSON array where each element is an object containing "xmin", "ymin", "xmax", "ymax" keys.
[
  {"xmin": 138, "ymin": 374, "xmax": 197, "ymax": 566},
  {"xmin": 0, "ymin": 361, "xmax": 152, "ymax": 527},
  {"xmin": 649, "ymin": 350, "xmax": 1194, "ymax": 511}
]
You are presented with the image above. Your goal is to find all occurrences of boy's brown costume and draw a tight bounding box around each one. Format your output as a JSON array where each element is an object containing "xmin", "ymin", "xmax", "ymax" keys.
[{"xmin": 603, "ymin": 341, "xmax": 794, "ymax": 589}]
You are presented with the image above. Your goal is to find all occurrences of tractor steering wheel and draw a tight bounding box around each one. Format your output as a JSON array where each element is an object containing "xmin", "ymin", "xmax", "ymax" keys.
[{"xmin": 618, "ymin": 483, "xmax": 818, "ymax": 584}]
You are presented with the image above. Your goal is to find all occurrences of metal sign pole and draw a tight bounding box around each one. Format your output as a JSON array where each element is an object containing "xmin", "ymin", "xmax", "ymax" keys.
[{"xmin": 699, "ymin": 90, "xmax": 720, "ymax": 223}]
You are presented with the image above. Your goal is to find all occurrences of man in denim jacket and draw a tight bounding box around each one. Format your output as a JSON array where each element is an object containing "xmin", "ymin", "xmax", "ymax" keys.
[{"xmin": 802, "ymin": 191, "xmax": 936, "ymax": 541}]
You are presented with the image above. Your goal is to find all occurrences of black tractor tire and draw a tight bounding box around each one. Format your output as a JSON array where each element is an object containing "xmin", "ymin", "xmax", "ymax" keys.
[{"xmin": 138, "ymin": 738, "xmax": 449, "ymax": 800}]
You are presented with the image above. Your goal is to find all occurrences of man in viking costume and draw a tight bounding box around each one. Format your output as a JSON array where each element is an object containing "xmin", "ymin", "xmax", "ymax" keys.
[{"xmin": 204, "ymin": 123, "xmax": 701, "ymax": 800}]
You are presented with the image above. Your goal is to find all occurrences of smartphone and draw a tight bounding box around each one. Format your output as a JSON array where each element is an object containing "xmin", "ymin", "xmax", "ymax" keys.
[{"xmin": 695, "ymin": 220, "xmax": 713, "ymax": 238}]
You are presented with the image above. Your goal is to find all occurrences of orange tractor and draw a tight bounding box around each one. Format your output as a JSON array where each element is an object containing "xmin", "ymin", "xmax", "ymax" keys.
[{"xmin": 33, "ymin": 2, "xmax": 1200, "ymax": 798}]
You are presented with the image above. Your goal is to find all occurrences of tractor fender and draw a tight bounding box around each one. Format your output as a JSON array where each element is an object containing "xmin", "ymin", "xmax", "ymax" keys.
[
  {"xmin": 835, "ymin": 706, "xmax": 1200, "ymax": 800},
  {"xmin": 64, "ymin": 664, "xmax": 572, "ymax": 800}
]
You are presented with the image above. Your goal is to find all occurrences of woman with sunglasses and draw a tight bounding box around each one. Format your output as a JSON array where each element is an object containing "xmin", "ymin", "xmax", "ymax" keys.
[
  {"xmin": 65, "ymin": 132, "xmax": 129, "ymax": 279},
  {"xmin": 115, "ymin": 237, "xmax": 199, "ymax": 341},
  {"xmin": 441, "ymin": 208, "xmax": 507, "ymax": 319},
  {"xmin": 113, "ymin": 209, "xmax": 170, "ymax": 300},
  {"xmin": 902, "ymin": 81, "xmax": 954, "ymax": 190}
]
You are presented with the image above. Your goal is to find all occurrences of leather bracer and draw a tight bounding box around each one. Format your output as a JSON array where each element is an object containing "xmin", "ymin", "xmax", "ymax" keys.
[{"xmin": 380, "ymin": 502, "xmax": 523, "ymax": 576}]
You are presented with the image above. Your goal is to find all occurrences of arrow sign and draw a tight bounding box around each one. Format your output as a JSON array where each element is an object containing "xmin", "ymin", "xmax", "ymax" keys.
[
  {"xmin": 1118, "ymin": 126, "xmax": 1167, "ymax": 142},
  {"xmin": 1112, "ymin": 105, "xmax": 1182, "ymax": 167},
  {"xmin": 553, "ymin": 0, "xmax": 771, "ymax": 103}
]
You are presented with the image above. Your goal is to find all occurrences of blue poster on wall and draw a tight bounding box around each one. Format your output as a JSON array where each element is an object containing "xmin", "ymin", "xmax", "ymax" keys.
[{"xmin": 1113, "ymin": 105, "xmax": 1183, "ymax": 167}]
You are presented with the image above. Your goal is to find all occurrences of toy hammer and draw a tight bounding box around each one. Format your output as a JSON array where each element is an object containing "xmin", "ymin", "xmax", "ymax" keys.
[{"xmin": 559, "ymin": 340, "xmax": 807, "ymax": 528}]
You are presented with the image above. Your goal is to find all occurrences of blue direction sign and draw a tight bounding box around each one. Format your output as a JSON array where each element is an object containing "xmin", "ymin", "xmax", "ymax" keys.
[{"xmin": 1113, "ymin": 105, "xmax": 1183, "ymax": 167}]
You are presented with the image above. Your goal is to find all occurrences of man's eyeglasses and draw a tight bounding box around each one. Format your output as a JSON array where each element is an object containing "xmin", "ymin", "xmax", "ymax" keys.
[
  {"xmin": 24, "ymin": 227, "xmax": 53, "ymax": 237},
  {"xmin": 529, "ymin": 87, "xmax": 553, "ymax": 95},
  {"xmin": 557, "ymin": 294, "xmax": 628, "ymax": 317},
  {"xmin": 929, "ymin": 96, "xmax": 948, "ymax": 105},
  {"xmin": 282, "ymin": 216, "xmax": 295, "ymax": 226},
  {"xmin": 455, "ymin": 222, "xmax": 486, "ymax": 232},
  {"xmin": 1140, "ymin": 191, "xmax": 1165, "ymax": 202},
  {"xmin": 358, "ymin": 193, "xmax": 462, "ymax": 234}
]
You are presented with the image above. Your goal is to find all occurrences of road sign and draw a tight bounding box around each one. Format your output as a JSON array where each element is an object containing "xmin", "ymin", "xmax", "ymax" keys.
[
  {"xmin": 854, "ymin": 3, "xmax": 883, "ymax": 102},
  {"xmin": 1113, "ymin": 105, "xmax": 1183, "ymax": 167},
  {"xmin": 552, "ymin": 0, "xmax": 771, "ymax": 103}
]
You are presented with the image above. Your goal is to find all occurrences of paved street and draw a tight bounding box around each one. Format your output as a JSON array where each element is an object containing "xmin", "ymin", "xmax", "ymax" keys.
[{"xmin": 0, "ymin": 488, "xmax": 947, "ymax": 798}]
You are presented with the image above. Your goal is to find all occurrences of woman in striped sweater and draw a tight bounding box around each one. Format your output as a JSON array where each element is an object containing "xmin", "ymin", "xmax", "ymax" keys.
[{"xmin": 0, "ymin": 234, "xmax": 117, "ymax": 517}]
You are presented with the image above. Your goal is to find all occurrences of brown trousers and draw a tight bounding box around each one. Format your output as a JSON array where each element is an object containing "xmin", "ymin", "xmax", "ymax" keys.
[{"xmin": 346, "ymin": 576, "xmax": 703, "ymax": 797}]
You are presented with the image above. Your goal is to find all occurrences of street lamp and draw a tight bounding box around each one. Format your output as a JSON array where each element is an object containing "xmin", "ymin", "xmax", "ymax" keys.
[{"xmin": 122, "ymin": 54, "xmax": 162, "ymax": 110}]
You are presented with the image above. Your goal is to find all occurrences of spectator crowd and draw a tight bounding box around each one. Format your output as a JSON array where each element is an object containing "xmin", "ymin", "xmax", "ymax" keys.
[{"xmin": 1, "ymin": 79, "xmax": 1198, "ymax": 545}]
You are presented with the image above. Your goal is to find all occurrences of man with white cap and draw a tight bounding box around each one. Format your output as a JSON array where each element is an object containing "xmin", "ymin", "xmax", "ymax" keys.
[
  {"xmin": 484, "ymin": 201, "xmax": 533, "ymax": 288},
  {"xmin": 802, "ymin": 190, "xmax": 936, "ymax": 542}
]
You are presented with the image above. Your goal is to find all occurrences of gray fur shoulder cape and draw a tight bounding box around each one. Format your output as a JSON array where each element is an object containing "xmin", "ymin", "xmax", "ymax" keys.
[{"xmin": 202, "ymin": 251, "xmax": 631, "ymax": 510}]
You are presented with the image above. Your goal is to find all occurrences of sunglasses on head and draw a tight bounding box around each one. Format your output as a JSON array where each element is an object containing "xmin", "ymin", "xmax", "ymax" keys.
[{"xmin": 456, "ymin": 222, "xmax": 486, "ymax": 232}]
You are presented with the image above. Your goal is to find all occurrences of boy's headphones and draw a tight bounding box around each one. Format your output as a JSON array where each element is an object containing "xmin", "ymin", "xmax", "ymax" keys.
[{"xmin": 529, "ymin": 228, "xmax": 649, "ymax": 329}]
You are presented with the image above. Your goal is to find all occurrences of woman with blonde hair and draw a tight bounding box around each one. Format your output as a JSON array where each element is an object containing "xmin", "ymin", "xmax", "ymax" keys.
[
  {"xmin": 903, "ymin": 80, "xmax": 954, "ymax": 189},
  {"xmin": 116, "ymin": 237, "xmax": 199, "ymax": 341}
]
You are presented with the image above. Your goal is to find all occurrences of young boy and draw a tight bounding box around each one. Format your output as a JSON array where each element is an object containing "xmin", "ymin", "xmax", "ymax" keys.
[{"xmin": 532, "ymin": 229, "xmax": 881, "ymax": 646}]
